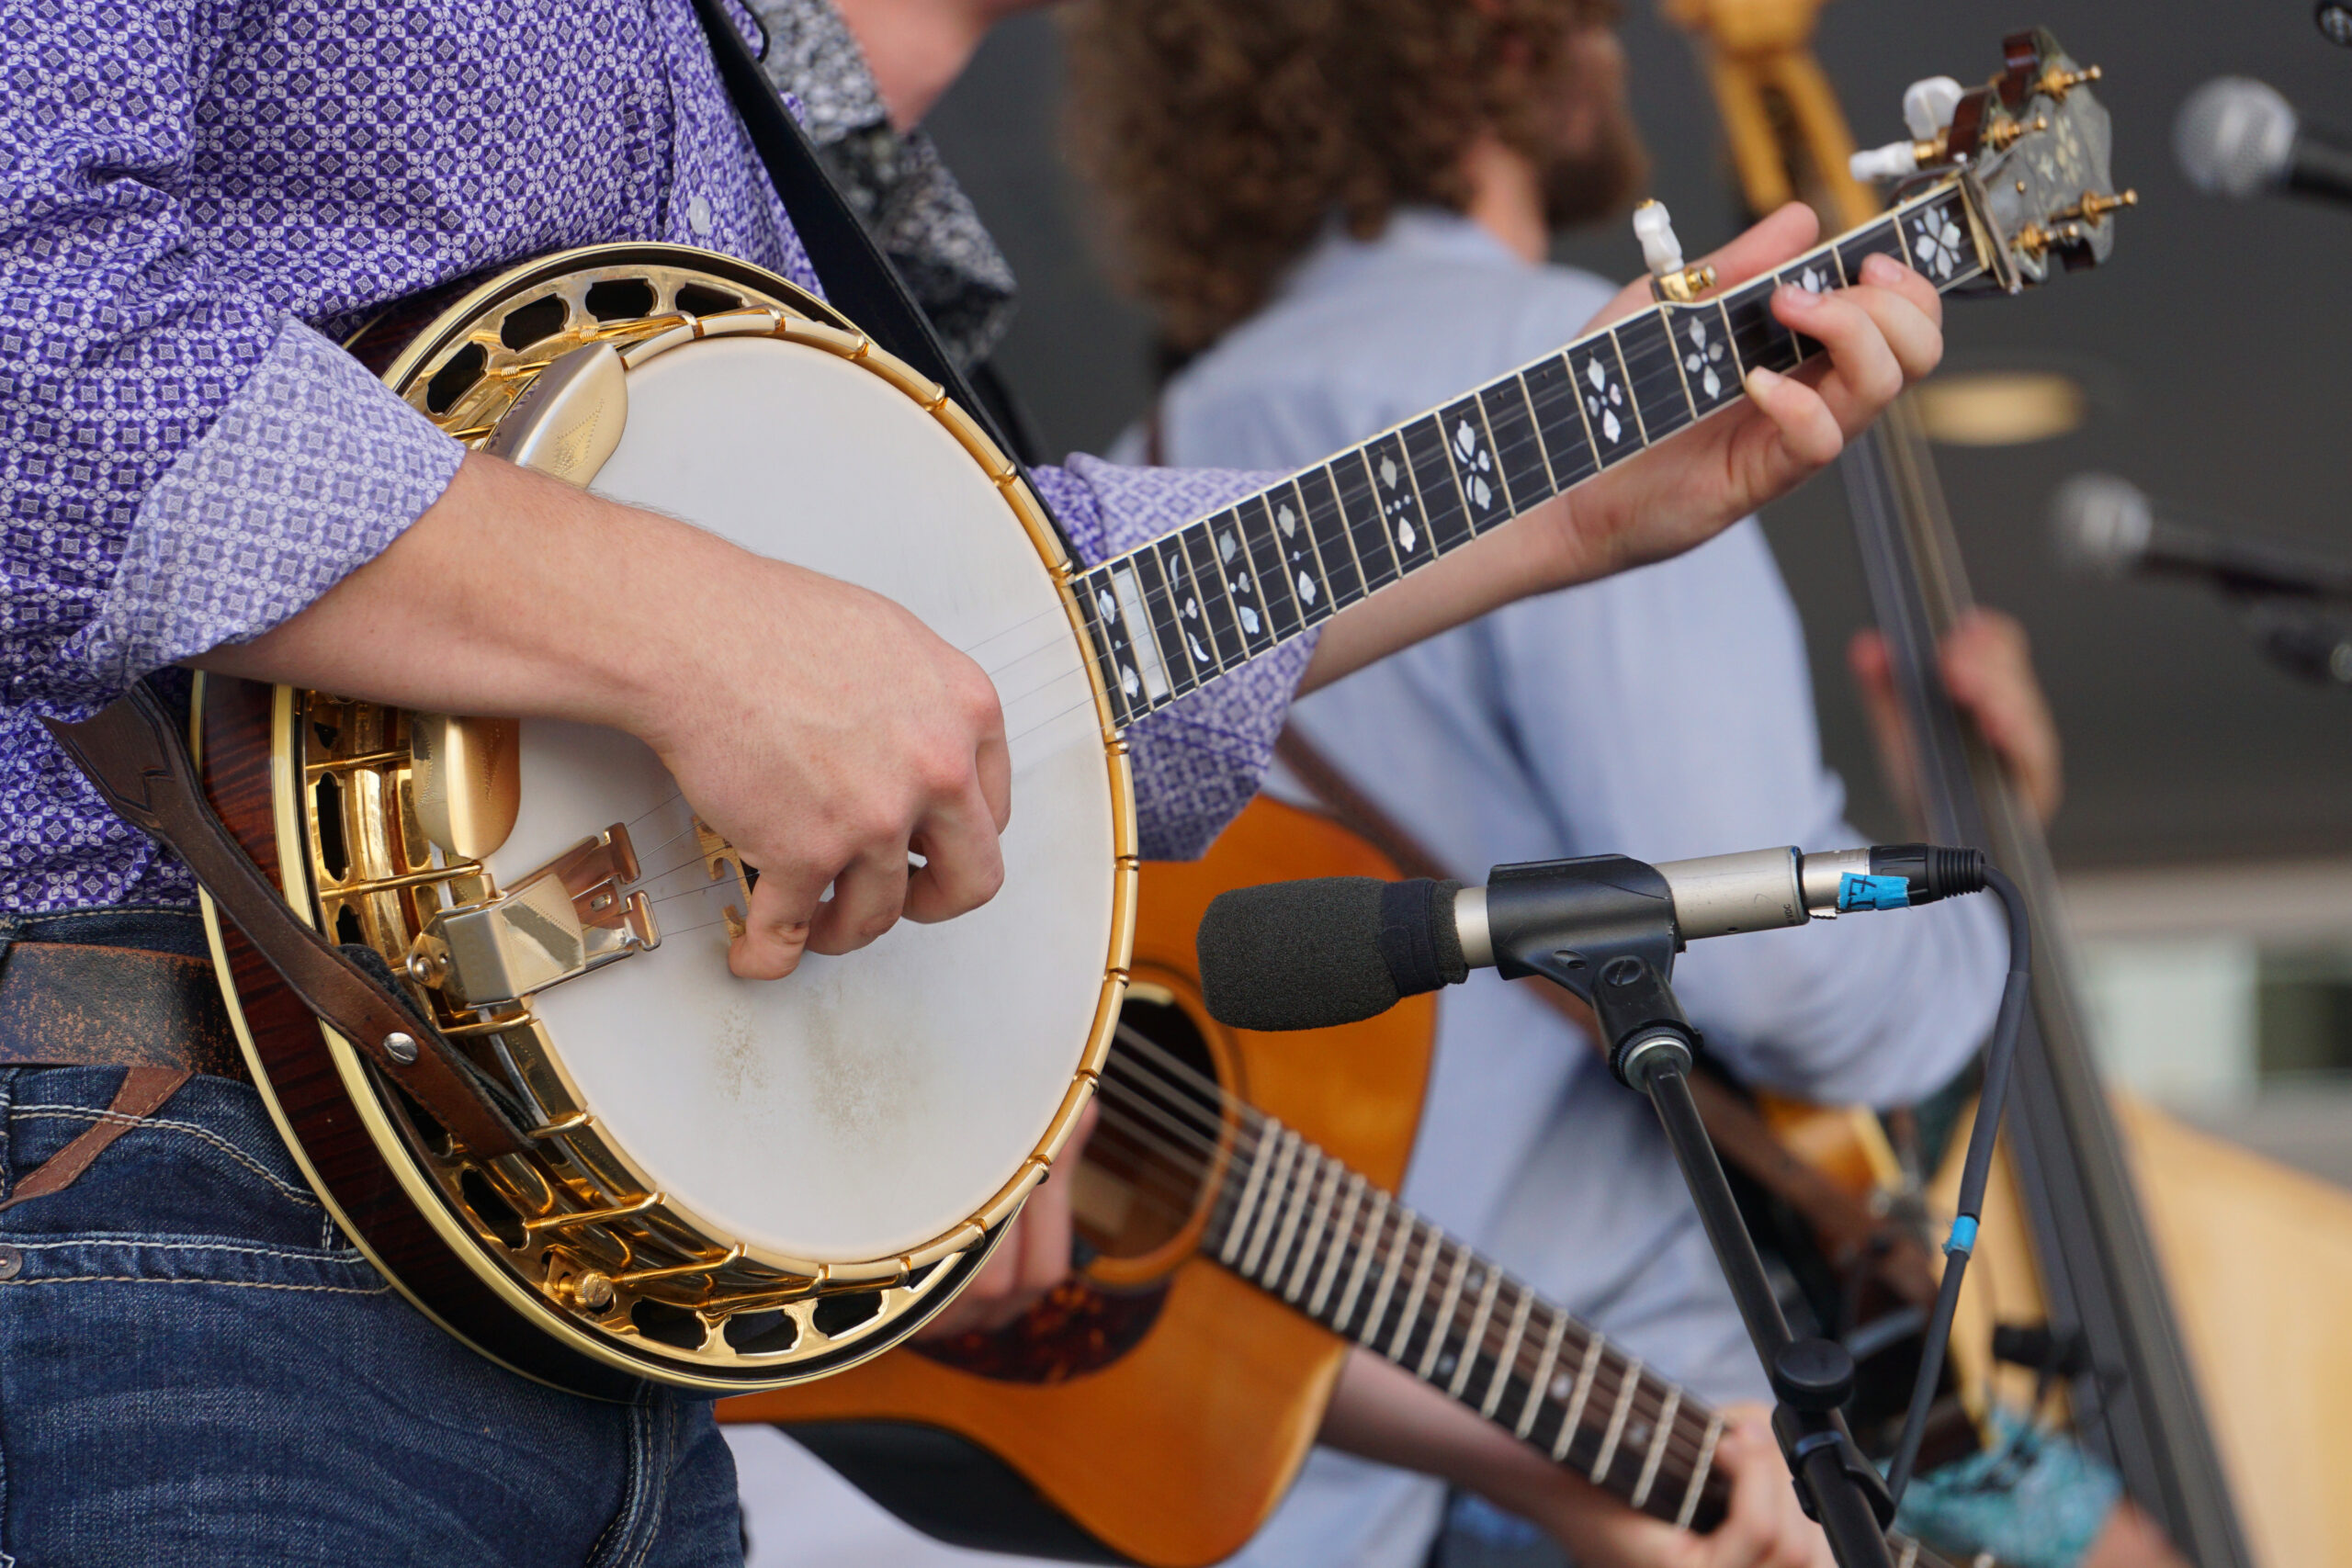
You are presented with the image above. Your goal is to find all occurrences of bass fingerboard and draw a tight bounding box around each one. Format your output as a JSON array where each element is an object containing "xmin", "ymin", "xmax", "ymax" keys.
[{"xmin": 1072, "ymin": 184, "xmax": 1985, "ymax": 728}]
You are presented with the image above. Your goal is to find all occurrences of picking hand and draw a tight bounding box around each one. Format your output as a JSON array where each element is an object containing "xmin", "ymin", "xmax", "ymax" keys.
[{"xmin": 1540, "ymin": 204, "xmax": 1944, "ymax": 586}]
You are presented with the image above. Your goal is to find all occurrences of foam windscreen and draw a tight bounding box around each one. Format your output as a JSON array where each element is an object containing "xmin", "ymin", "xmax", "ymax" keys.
[{"xmin": 1197, "ymin": 875, "xmax": 1464, "ymax": 1032}]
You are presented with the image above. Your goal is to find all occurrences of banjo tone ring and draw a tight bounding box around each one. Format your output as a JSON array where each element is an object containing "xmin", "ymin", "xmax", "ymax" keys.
[{"xmin": 201, "ymin": 245, "xmax": 1135, "ymax": 1389}]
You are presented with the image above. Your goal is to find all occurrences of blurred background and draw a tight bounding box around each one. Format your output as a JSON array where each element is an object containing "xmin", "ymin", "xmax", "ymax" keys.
[{"xmin": 922, "ymin": 0, "xmax": 2352, "ymax": 1183}]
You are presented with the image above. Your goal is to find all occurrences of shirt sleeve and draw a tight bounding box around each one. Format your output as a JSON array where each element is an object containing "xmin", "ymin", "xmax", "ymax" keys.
[
  {"xmin": 0, "ymin": 2, "xmax": 462, "ymax": 721},
  {"xmin": 1029, "ymin": 455, "xmax": 1320, "ymax": 861},
  {"xmin": 1487, "ymin": 522, "xmax": 2007, "ymax": 1108}
]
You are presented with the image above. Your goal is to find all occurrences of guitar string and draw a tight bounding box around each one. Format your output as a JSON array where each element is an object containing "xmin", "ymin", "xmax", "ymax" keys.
[{"xmin": 1098, "ymin": 1033, "xmax": 1717, "ymax": 1479}]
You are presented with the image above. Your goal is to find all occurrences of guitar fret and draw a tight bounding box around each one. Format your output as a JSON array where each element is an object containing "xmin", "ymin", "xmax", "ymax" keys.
[
  {"xmin": 1677, "ymin": 1412, "xmax": 1726, "ymax": 1529},
  {"xmin": 1438, "ymin": 396, "xmax": 1509, "ymax": 536},
  {"xmin": 1359, "ymin": 1204, "xmax": 1414, "ymax": 1346},
  {"xmin": 1449, "ymin": 1269, "xmax": 1504, "ymax": 1399},
  {"xmin": 1589, "ymin": 1357, "xmax": 1644, "ymax": 1486},
  {"xmin": 1285, "ymin": 1157, "xmax": 1345, "ymax": 1301},
  {"xmin": 1232, "ymin": 494, "xmax": 1306, "ymax": 640},
  {"xmin": 1218, "ymin": 1120, "xmax": 1284, "ymax": 1266},
  {"xmin": 1565, "ymin": 336, "xmax": 1640, "ymax": 468},
  {"xmin": 1614, "ymin": 311, "xmax": 1692, "ymax": 446},
  {"xmin": 1239, "ymin": 1129, "xmax": 1302, "ymax": 1278},
  {"xmin": 1333, "ymin": 1188, "xmax": 1389, "ymax": 1333},
  {"xmin": 1631, "ymin": 1384, "xmax": 1680, "ymax": 1511},
  {"xmin": 1837, "ymin": 219, "xmax": 1906, "ymax": 285},
  {"xmin": 1550, "ymin": 1333, "xmax": 1606, "ymax": 1462},
  {"xmin": 1385, "ymin": 1223, "xmax": 1443, "ymax": 1361},
  {"xmin": 1415, "ymin": 1246, "xmax": 1474, "ymax": 1380},
  {"xmin": 1266, "ymin": 479, "xmax": 1340, "ymax": 624},
  {"xmin": 1776, "ymin": 253, "xmax": 1838, "ymax": 360},
  {"xmin": 1309, "ymin": 1172, "xmax": 1367, "ymax": 1314},
  {"xmin": 1202, "ymin": 507, "xmax": 1276, "ymax": 657},
  {"xmin": 1293, "ymin": 468, "xmax": 1368, "ymax": 606},
  {"xmin": 1476, "ymin": 378, "xmax": 1555, "ymax": 513},
  {"xmin": 1362, "ymin": 432, "xmax": 1433, "ymax": 574},
  {"xmin": 1332, "ymin": 449, "xmax": 1401, "ymax": 589},
  {"xmin": 1482, "ymin": 1287, "xmax": 1534, "ymax": 1417},
  {"xmin": 1260, "ymin": 1140, "xmax": 1319, "ymax": 1286},
  {"xmin": 1178, "ymin": 519, "xmax": 1248, "ymax": 669},
  {"xmin": 1154, "ymin": 534, "xmax": 1223, "ymax": 680},
  {"xmin": 1102, "ymin": 558, "xmax": 1179, "ymax": 708},
  {"xmin": 1521, "ymin": 355, "xmax": 1597, "ymax": 489},
  {"xmin": 1400, "ymin": 414, "xmax": 1475, "ymax": 552},
  {"xmin": 1518, "ymin": 1310, "xmax": 1568, "ymax": 1439}
]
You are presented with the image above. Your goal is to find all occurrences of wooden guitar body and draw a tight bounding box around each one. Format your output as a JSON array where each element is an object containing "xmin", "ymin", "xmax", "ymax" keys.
[{"xmin": 718, "ymin": 797, "xmax": 1437, "ymax": 1567}]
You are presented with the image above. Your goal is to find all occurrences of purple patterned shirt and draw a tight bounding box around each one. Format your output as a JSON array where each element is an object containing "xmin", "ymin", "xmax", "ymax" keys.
[{"xmin": 0, "ymin": 0, "xmax": 1307, "ymax": 915}]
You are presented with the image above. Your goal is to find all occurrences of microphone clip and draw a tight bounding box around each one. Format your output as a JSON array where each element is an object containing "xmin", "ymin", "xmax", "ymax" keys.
[{"xmin": 1485, "ymin": 854, "xmax": 1701, "ymax": 1089}]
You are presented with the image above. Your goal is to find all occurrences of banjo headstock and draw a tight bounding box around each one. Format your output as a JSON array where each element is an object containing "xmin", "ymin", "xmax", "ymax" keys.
[{"xmin": 1856, "ymin": 29, "xmax": 2134, "ymax": 293}]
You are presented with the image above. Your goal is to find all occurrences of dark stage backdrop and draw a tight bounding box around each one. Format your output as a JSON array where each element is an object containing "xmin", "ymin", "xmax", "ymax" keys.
[{"xmin": 925, "ymin": 1, "xmax": 2352, "ymax": 870}]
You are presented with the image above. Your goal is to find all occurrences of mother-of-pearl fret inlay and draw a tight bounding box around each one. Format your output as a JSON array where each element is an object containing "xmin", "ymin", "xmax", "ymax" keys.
[
  {"xmin": 1270, "ymin": 491, "xmax": 1326, "ymax": 613},
  {"xmin": 1908, "ymin": 205, "xmax": 1969, "ymax": 281},
  {"xmin": 1367, "ymin": 437, "xmax": 1428, "ymax": 562},
  {"xmin": 1449, "ymin": 1269, "xmax": 1505, "ymax": 1398},
  {"xmin": 1679, "ymin": 312, "xmax": 1733, "ymax": 404},
  {"xmin": 1551, "ymin": 1334, "xmax": 1607, "ymax": 1462},
  {"xmin": 1569, "ymin": 341, "xmax": 1637, "ymax": 459},
  {"xmin": 1211, "ymin": 513, "xmax": 1266, "ymax": 640}
]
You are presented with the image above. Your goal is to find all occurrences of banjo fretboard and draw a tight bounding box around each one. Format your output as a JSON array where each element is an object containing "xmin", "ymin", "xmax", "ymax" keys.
[{"xmin": 1072, "ymin": 185, "xmax": 1985, "ymax": 728}]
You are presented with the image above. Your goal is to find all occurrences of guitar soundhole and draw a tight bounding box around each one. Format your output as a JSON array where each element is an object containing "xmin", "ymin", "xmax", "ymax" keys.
[{"xmin": 1077, "ymin": 998, "xmax": 1225, "ymax": 1262}]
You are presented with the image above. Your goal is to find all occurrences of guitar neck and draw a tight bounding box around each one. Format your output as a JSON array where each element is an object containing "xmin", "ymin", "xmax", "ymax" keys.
[
  {"xmin": 1074, "ymin": 182, "xmax": 1987, "ymax": 729},
  {"xmin": 1200, "ymin": 1110, "xmax": 1988, "ymax": 1568}
]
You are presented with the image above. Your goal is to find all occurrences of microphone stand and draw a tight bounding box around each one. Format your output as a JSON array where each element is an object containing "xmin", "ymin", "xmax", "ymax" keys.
[{"xmin": 1487, "ymin": 857, "xmax": 1897, "ymax": 1568}]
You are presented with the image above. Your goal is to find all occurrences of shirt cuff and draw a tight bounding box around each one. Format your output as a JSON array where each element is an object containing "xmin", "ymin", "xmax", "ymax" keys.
[
  {"xmin": 66, "ymin": 318, "xmax": 464, "ymax": 707},
  {"xmin": 1031, "ymin": 455, "xmax": 1321, "ymax": 861}
]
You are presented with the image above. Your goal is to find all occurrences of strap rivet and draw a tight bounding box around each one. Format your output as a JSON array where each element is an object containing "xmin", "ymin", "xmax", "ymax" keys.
[
  {"xmin": 0, "ymin": 1245, "xmax": 21, "ymax": 1280},
  {"xmin": 384, "ymin": 1032, "xmax": 420, "ymax": 1066}
]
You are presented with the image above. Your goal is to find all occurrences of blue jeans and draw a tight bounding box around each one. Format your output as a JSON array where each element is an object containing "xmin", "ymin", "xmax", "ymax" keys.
[{"xmin": 0, "ymin": 913, "xmax": 742, "ymax": 1566}]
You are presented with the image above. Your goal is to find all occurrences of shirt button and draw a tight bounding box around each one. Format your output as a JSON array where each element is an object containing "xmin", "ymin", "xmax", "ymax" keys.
[{"xmin": 686, "ymin": 195, "xmax": 714, "ymax": 237}]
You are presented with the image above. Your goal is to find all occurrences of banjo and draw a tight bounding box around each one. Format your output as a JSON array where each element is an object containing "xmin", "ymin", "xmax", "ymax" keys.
[{"xmin": 107, "ymin": 31, "xmax": 2120, "ymax": 1398}]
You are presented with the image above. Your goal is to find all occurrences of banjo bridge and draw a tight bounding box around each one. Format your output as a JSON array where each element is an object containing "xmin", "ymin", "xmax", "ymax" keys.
[{"xmin": 412, "ymin": 825, "xmax": 658, "ymax": 1010}]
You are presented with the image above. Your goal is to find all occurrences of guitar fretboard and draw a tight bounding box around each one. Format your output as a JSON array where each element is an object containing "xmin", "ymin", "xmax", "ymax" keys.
[
  {"xmin": 1073, "ymin": 185, "xmax": 1984, "ymax": 728},
  {"xmin": 1197, "ymin": 1109, "xmax": 1988, "ymax": 1568}
]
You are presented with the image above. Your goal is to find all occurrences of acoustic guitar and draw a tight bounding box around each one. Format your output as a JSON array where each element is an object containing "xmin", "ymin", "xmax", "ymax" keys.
[
  {"xmin": 722, "ymin": 796, "xmax": 1995, "ymax": 1568},
  {"xmin": 130, "ymin": 30, "xmax": 2119, "ymax": 1400}
]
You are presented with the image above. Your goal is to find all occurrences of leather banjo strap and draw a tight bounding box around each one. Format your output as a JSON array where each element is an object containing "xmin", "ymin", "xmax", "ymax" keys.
[
  {"xmin": 1271, "ymin": 726, "xmax": 1939, "ymax": 1306},
  {"xmin": 43, "ymin": 686, "xmax": 530, "ymax": 1160}
]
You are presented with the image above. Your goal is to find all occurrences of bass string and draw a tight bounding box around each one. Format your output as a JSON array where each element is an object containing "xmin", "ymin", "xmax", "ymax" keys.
[{"xmin": 1097, "ymin": 1037, "xmax": 1717, "ymax": 1474}]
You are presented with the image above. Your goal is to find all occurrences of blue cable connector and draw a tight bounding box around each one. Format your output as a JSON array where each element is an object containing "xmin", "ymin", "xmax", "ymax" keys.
[{"xmin": 1838, "ymin": 872, "xmax": 1914, "ymax": 912}]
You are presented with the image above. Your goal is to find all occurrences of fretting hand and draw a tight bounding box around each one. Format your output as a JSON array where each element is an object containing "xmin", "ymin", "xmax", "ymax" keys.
[{"xmin": 1850, "ymin": 606, "xmax": 2064, "ymax": 829}]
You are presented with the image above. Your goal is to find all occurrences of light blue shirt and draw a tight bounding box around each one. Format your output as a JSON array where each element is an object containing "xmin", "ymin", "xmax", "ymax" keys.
[
  {"xmin": 725, "ymin": 208, "xmax": 2007, "ymax": 1568},
  {"xmin": 1158, "ymin": 209, "xmax": 2007, "ymax": 1568}
]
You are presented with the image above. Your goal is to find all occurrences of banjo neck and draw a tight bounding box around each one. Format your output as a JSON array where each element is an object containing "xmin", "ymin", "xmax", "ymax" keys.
[{"xmin": 1074, "ymin": 183, "xmax": 1989, "ymax": 729}]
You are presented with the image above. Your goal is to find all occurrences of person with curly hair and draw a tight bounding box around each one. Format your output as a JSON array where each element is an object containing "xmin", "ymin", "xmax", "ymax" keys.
[{"xmin": 1055, "ymin": 4, "xmax": 2174, "ymax": 1568}]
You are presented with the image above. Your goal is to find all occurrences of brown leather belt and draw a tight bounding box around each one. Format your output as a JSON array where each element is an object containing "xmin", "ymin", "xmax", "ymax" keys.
[{"xmin": 0, "ymin": 942, "xmax": 245, "ymax": 1080}]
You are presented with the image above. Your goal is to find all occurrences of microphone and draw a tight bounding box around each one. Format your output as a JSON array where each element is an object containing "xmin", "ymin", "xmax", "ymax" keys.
[
  {"xmin": 1198, "ymin": 845, "xmax": 1985, "ymax": 1032},
  {"xmin": 2049, "ymin": 472, "xmax": 2352, "ymax": 602},
  {"xmin": 2176, "ymin": 76, "xmax": 2352, "ymax": 206}
]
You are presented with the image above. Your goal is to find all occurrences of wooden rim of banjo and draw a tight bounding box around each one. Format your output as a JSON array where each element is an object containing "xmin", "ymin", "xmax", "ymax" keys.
[{"xmin": 197, "ymin": 243, "xmax": 1135, "ymax": 1391}]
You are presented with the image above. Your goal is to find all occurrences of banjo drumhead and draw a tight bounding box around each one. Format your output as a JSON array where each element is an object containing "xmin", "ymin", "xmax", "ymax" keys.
[{"xmin": 482, "ymin": 334, "xmax": 1114, "ymax": 1264}]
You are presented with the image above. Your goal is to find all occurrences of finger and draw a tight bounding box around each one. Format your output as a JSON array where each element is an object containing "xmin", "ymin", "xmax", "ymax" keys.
[
  {"xmin": 978, "ymin": 728, "xmax": 1012, "ymax": 832},
  {"xmin": 1582, "ymin": 204, "xmax": 1822, "ymax": 333},
  {"xmin": 1772, "ymin": 285, "xmax": 1903, "ymax": 435},
  {"xmin": 902, "ymin": 780, "xmax": 1009, "ymax": 923},
  {"xmin": 806, "ymin": 845, "xmax": 910, "ymax": 955},
  {"xmin": 729, "ymin": 863, "xmax": 830, "ymax": 980},
  {"xmin": 1847, "ymin": 254, "xmax": 1945, "ymax": 379},
  {"xmin": 1741, "ymin": 363, "xmax": 1845, "ymax": 469},
  {"xmin": 1701, "ymin": 201, "xmax": 1823, "ymax": 290},
  {"xmin": 1858, "ymin": 249, "xmax": 1945, "ymax": 328}
]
